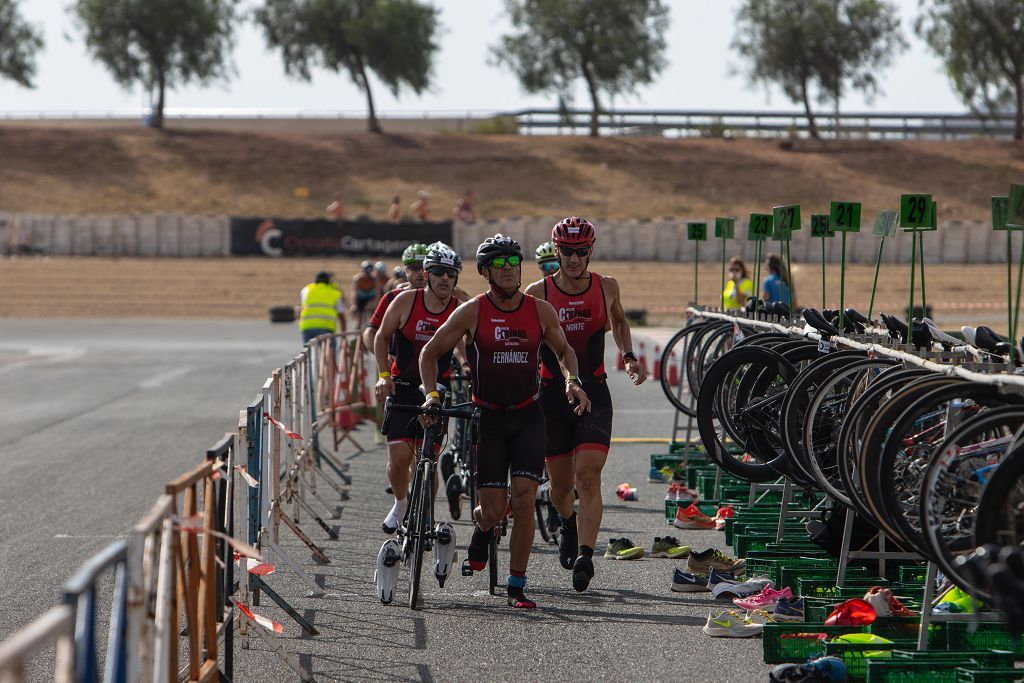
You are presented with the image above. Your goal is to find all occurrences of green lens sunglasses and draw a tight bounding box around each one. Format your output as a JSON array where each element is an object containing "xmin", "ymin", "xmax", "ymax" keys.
[{"xmin": 490, "ymin": 255, "xmax": 522, "ymax": 269}]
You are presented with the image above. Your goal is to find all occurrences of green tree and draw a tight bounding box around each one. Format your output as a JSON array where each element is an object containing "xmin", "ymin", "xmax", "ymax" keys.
[
  {"xmin": 73, "ymin": 0, "xmax": 238, "ymax": 129},
  {"xmin": 732, "ymin": 0, "xmax": 905, "ymax": 138},
  {"xmin": 0, "ymin": 0, "xmax": 44, "ymax": 88},
  {"xmin": 918, "ymin": 0, "xmax": 1024, "ymax": 140},
  {"xmin": 255, "ymin": 0, "xmax": 441, "ymax": 134},
  {"xmin": 491, "ymin": 0, "xmax": 669, "ymax": 137}
]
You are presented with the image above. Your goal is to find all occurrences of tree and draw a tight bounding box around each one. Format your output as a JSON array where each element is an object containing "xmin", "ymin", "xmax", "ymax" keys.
[
  {"xmin": 73, "ymin": 0, "xmax": 238, "ymax": 129},
  {"xmin": 732, "ymin": 0, "xmax": 905, "ymax": 138},
  {"xmin": 491, "ymin": 0, "xmax": 669, "ymax": 137},
  {"xmin": 918, "ymin": 0, "xmax": 1024, "ymax": 140},
  {"xmin": 255, "ymin": 0, "xmax": 441, "ymax": 134},
  {"xmin": 0, "ymin": 0, "xmax": 44, "ymax": 88}
]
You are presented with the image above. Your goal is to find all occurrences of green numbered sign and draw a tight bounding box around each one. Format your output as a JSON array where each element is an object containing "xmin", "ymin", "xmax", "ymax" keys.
[
  {"xmin": 900, "ymin": 193, "xmax": 932, "ymax": 229},
  {"xmin": 747, "ymin": 213, "xmax": 774, "ymax": 241},
  {"xmin": 687, "ymin": 221, "xmax": 708, "ymax": 241},
  {"xmin": 715, "ymin": 217, "xmax": 735, "ymax": 239},
  {"xmin": 829, "ymin": 201, "xmax": 862, "ymax": 233},
  {"xmin": 993, "ymin": 195, "xmax": 1009, "ymax": 231},
  {"xmin": 923, "ymin": 199, "xmax": 937, "ymax": 231},
  {"xmin": 810, "ymin": 214, "xmax": 832, "ymax": 238},
  {"xmin": 1008, "ymin": 184, "xmax": 1024, "ymax": 228},
  {"xmin": 873, "ymin": 210, "xmax": 899, "ymax": 237},
  {"xmin": 773, "ymin": 205, "xmax": 801, "ymax": 234}
]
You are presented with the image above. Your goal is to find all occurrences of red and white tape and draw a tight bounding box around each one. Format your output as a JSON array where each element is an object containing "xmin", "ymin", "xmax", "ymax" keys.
[
  {"xmin": 232, "ymin": 598, "xmax": 284, "ymax": 634},
  {"xmin": 264, "ymin": 411, "xmax": 303, "ymax": 441},
  {"xmin": 234, "ymin": 550, "xmax": 275, "ymax": 576}
]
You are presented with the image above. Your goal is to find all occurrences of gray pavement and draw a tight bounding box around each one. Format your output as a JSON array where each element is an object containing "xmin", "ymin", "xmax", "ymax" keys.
[{"xmin": 0, "ymin": 320, "xmax": 770, "ymax": 682}]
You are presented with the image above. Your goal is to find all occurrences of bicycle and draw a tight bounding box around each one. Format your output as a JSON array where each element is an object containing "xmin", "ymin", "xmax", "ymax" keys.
[
  {"xmin": 375, "ymin": 389, "xmax": 479, "ymax": 609},
  {"xmin": 440, "ymin": 365, "xmax": 478, "ymax": 521}
]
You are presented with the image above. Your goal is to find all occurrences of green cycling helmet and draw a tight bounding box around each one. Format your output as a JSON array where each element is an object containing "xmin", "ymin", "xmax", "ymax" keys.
[
  {"xmin": 535, "ymin": 241, "xmax": 557, "ymax": 263},
  {"xmin": 402, "ymin": 243, "xmax": 428, "ymax": 265}
]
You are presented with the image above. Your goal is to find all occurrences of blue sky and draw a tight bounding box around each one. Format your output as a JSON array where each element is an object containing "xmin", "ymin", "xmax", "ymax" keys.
[{"xmin": 0, "ymin": 0, "xmax": 965, "ymax": 115}]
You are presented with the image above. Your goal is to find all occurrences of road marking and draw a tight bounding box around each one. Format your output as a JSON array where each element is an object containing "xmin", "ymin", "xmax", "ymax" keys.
[
  {"xmin": 54, "ymin": 534, "xmax": 123, "ymax": 540},
  {"xmin": 0, "ymin": 347, "xmax": 85, "ymax": 374},
  {"xmin": 610, "ymin": 437, "xmax": 672, "ymax": 443},
  {"xmin": 139, "ymin": 366, "xmax": 192, "ymax": 388}
]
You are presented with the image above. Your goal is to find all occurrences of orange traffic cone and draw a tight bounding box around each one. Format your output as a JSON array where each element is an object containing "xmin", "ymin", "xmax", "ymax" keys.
[
  {"xmin": 668, "ymin": 352, "xmax": 680, "ymax": 386},
  {"xmin": 652, "ymin": 345, "xmax": 661, "ymax": 381}
]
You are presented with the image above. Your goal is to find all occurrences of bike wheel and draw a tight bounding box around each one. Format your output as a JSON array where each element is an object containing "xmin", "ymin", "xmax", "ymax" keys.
[
  {"xmin": 974, "ymin": 439, "xmax": 1024, "ymax": 547},
  {"xmin": 408, "ymin": 464, "xmax": 432, "ymax": 610}
]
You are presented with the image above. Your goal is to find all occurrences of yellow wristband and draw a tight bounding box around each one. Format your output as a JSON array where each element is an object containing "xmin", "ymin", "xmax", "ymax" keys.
[
  {"xmin": 426, "ymin": 391, "xmax": 440, "ymax": 400},
  {"xmin": 378, "ymin": 371, "xmax": 391, "ymax": 379},
  {"xmin": 565, "ymin": 375, "xmax": 579, "ymax": 385}
]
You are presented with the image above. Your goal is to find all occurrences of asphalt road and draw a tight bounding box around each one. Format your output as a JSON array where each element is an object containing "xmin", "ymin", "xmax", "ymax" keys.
[{"xmin": 0, "ymin": 321, "xmax": 771, "ymax": 682}]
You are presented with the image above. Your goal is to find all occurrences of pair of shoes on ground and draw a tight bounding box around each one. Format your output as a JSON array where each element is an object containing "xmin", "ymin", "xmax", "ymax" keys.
[
  {"xmin": 702, "ymin": 609, "xmax": 765, "ymax": 638},
  {"xmin": 687, "ymin": 548, "xmax": 745, "ymax": 574},
  {"xmin": 605, "ymin": 537, "xmax": 645, "ymax": 560},
  {"xmin": 671, "ymin": 567, "xmax": 738, "ymax": 593},
  {"xmin": 650, "ymin": 536, "xmax": 690, "ymax": 559},
  {"xmin": 665, "ymin": 482, "xmax": 699, "ymax": 502},
  {"xmin": 673, "ymin": 503, "xmax": 716, "ymax": 529},
  {"xmin": 615, "ymin": 483, "xmax": 638, "ymax": 501},
  {"xmin": 648, "ymin": 465, "xmax": 674, "ymax": 483}
]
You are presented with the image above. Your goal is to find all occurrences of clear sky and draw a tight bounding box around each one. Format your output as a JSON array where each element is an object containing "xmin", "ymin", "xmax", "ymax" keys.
[{"xmin": 0, "ymin": 0, "xmax": 966, "ymax": 115}]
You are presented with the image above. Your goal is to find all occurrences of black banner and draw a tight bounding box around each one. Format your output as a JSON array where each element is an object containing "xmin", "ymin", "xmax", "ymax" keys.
[{"xmin": 230, "ymin": 217, "xmax": 454, "ymax": 257}]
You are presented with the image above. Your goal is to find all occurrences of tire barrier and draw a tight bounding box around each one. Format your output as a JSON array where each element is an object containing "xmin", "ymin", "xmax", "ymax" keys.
[
  {"xmin": 661, "ymin": 305, "xmax": 1024, "ymax": 640},
  {"xmin": 0, "ymin": 331, "xmax": 366, "ymax": 682}
]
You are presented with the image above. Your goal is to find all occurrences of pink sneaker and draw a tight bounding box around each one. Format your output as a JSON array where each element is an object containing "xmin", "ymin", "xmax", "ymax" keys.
[{"xmin": 733, "ymin": 586, "xmax": 793, "ymax": 611}]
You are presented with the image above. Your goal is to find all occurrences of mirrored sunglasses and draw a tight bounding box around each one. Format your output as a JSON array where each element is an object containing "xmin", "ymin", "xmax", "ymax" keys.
[
  {"xmin": 558, "ymin": 245, "xmax": 590, "ymax": 257},
  {"xmin": 490, "ymin": 255, "xmax": 522, "ymax": 269}
]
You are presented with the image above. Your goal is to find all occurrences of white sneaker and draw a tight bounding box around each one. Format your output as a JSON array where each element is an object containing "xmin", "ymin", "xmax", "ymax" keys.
[
  {"xmin": 433, "ymin": 522, "xmax": 457, "ymax": 587},
  {"xmin": 701, "ymin": 609, "xmax": 764, "ymax": 638},
  {"xmin": 375, "ymin": 539, "xmax": 401, "ymax": 604},
  {"xmin": 382, "ymin": 498, "xmax": 407, "ymax": 534}
]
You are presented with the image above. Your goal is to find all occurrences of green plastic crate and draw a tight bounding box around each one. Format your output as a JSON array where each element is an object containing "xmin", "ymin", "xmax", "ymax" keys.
[
  {"xmin": 871, "ymin": 617, "xmax": 947, "ymax": 647},
  {"xmin": 797, "ymin": 578, "xmax": 889, "ymax": 599},
  {"xmin": 954, "ymin": 668, "xmax": 1024, "ymax": 683},
  {"xmin": 894, "ymin": 649, "xmax": 1015, "ymax": 666},
  {"xmin": 946, "ymin": 622, "xmax": 1024, "ymax": 656},
  {"xmin": 897, "ymin": 565, "xmax": 930, "ymax": 584},
  {"xmin": 824, "ymin": 638, "xmax": 915, "ymax": 681},
  {"xmin": 866, "ymin": 659, "xmax": 977, "ymax": 683},
  {"xmin": 762, "ymin": 623, "xmax": 866, "ymax": 664}
]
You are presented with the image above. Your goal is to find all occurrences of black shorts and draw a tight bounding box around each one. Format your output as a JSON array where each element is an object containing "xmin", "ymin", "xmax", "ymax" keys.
[
  {"xmin": 540, "ymin": 380, "xmax": 613, "ymax": 461},
  {"xmin": 476, "ymin": 402, "xmax": 546, "ymax": 488},
  {"xmin": 355, "ymin": 293, "xmax": 375, "ymax": 313}
]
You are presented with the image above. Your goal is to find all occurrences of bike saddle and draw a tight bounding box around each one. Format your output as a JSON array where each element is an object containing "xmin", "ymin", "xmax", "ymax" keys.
[
  {"xmin": 961, "ymin": 326, "xmax": 977, "ymax": 346},
  {"xmin": 802, "ymin": 308, "xmax": 841, "ymax": 338},
  {"xmin": 844, "ymin": 308, "xmax": 870, "ymax": 328},
  {"xmin": 974, "ymin": 326, "xmax": 1012, "ymax": 355},
  {"xmin": 879, "ymin": 312, "xmax": 908, "ymax": 343},
  {"xmin": 910, "ymin": 319, "xmax": 932, "ymax": 350},
  {"xmin": 764, "ymin": 301, "xmax": 790, "ymax": 317},
  {"xmin": 921, "ymin": 318, "xmax": 965, "ymax": 349}
]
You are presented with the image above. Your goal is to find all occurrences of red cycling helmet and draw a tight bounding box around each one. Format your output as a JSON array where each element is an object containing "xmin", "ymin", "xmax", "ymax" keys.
[{"xmin": 551, "ymin": 216, "xmax": 597, "ymax": 247}]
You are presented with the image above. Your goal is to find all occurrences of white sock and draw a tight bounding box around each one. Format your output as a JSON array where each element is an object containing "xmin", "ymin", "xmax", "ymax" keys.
[{"xmin": 384, "ymin": 497, "xmax": 408, "ymax": 528}]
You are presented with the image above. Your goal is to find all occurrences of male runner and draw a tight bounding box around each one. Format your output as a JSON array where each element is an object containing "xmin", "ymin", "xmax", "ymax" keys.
[
  {"xmin": 419, "ymin": 234, "xmax": 591, "ymax": 609},
  {"xmin": 524, "ymin": 216, "xmax": 647, "ymax": 593},
  {"xmin": 362, "ymin": 243, "xmax": 428, "ymax": 353},
  {"xmin": 374, "ymin": 243, "xmax": 464, "ymax": 534}
]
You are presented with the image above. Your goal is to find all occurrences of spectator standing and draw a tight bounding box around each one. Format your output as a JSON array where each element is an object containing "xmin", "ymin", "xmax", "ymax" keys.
[
  {"xmin": 454, "ymin": 189, "xmax": 477, "ymax": 222},
  {"xmin": 762, "ymin": 254, "xmax": 793, "ymax": 306},
  {"xmin": 387, "ymin": 196, "xmax": 402, "ymax": 222},
  {"xmin": 722, "ymin": 256, "xmax": 754, "ymax": 310},
  {"xmin": 299, "ymin": 271, "xmax": 346, "ymax": 343},
  {"xmin": 410, "ymin": 190, "xmax": 430, "ymax": 221}
]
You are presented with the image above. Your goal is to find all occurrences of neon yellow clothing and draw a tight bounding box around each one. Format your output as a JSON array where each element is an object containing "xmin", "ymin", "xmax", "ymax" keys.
[
  {"xmin": 299, "ymin": 282, "xmax": 343, "ymax": 332},
  {"xmin": 722, "ymin": 278, "xmax": 753, "ymax": 309}
]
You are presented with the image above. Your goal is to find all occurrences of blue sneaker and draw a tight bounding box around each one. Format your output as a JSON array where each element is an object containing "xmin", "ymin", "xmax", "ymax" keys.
[
  {"xmin": 648, "ymin": 466, "xmax": 673, "ymax": 483},
  {"xmin": 707, "ymin": 567, "xmax": 738, "ymax": 588},
  {"xmin": 772, "ymin": 597, "xmax": 805, "ymax": 622},
  {"xmin": 671, "ymin": 569, "xmax": 709, "ymax": 593}
]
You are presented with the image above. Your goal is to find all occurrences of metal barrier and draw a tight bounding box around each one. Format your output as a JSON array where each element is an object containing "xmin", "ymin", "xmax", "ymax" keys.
[{"xmin": 0, "ymin": 330, "xmax": 366, "ymax": 681}]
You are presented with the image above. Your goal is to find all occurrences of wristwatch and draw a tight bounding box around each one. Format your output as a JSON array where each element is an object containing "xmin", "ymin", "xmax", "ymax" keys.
[{"xmin": 622, "ymin": 351, "xmax": 638, "ymax": 362}]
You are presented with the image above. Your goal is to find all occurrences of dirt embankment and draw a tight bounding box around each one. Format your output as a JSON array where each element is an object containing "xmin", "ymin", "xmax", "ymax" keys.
[{"xmin": 1, "ymin": 127, "xmax": 1023, "ymax": 224}]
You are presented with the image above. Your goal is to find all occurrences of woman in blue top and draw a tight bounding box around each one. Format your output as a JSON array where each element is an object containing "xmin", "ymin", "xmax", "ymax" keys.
[{"xmin": 762, "ymin": 254, "xmax": 793, "ymax": 306}]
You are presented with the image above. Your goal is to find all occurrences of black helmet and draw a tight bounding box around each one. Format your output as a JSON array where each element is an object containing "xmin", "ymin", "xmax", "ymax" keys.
[{"xmin": 476, "ymin": 233, "xmax": 523, "ymax": 271}]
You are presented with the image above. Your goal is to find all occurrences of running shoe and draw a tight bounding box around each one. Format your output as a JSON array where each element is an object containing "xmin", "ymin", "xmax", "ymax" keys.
[
  {"xmin": 615, "ymin": 483, "xmax": 638, "ymax": 500},
  {"xmin": 714, "ymin": 505, "xmax": 736, "ymax": 530},
  {"xmin": 702, "ymin": 609, "xmax": 764, "ymax": 638},
  {"xmin": 707, "ymin": 567, "xmax": 739, "ymax": 589},
  {"xmin": 572, "ymin": 555, "xmax": 595, "ymax": 592},
  {"xmin": 771, "ymin": 597, "xmax": 805, "ymax": 622},
  {"xmin": 687, "ymin": 548, "xmax": 746, "ymax": 574},
  {"xmin": 650, "ymin": 536, "xmax": 691, "ymax": 559},
  {"xmin": 665, "ymin": 483, "xmax": 699, "ymax": 502},
  {"xmin": 671, "ymin": 569, "xmax": 710, "ymax": 593},
  {"xmin": 745, "ymin": 609, "xmax": 779, "ymax": 625},
  {"xmin": 604, "ymin": 538, "xmax": 644, "ymax": 560},
  {"xmin": 558, "ymin": 514, "xmax": 579, "ymax": 570},
  {"xmin": 711, "ymin": 576, "xmax": 773, "ymax": 599},
  {"xmin": 733, "ymin": 586, "xmax": 793, "ymax": 611},
  {"xmin": 673, "ymin": 503, "xmax": 716, "ymax": 530},
  {"xmin": 648, "ymin": 465, "xmax": 673, "ymax": 483}
]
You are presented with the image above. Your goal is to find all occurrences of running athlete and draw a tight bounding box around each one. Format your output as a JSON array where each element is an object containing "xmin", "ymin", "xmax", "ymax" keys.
[
  {"xmin": 535, "ymin": 241, "xmax": 560, "ymax": 276},
  {"xmin": 419, "ymin": 234, "xmax": 591, "ymax": 609},
  {"xmin": 375, "ymin": 243, "xmax": 464, "ymax": 534},
  {"xmin": 352, "ymin": 261, "xmax": 380, "ymax": 327},
  {"xmin": 524, "ymin": 216, "xmax": 647, "ymax": 593},
  {"xmin": 362, "ymin": 244, "xmax": 428, "ymax": 353}
]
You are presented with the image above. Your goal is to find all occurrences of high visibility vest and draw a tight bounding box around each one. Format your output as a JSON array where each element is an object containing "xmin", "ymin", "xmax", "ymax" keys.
[{"xmin": 299, "ymin": 283, "xmax": 342, "ymax": 332}]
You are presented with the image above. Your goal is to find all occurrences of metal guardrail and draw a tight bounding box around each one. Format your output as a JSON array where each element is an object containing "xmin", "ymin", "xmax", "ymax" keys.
[{"xmin": 505, "ymin": 108, "xmax": 1020, "ymax": 139}]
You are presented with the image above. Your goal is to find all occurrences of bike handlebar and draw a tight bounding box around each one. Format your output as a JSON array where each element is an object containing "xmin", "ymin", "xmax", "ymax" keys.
[{"xmin": 380, "ymin": 396, "xmax": 479, "ymax": 435}]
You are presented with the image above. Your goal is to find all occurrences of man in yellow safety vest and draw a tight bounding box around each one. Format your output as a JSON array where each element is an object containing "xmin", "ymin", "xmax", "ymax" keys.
[{"xmin": 299, "ymin": 271, "xmax": 346, "ymax": 343}]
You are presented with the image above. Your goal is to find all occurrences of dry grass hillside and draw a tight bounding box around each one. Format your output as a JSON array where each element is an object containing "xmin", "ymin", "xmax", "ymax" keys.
[{"xmin": 1, "ymin": 126, "xmax": 1023, "ymax": 223}]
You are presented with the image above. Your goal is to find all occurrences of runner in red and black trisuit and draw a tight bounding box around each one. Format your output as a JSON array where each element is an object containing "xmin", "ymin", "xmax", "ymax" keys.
[
  {"xmin": 524, "ymin": 217, "xmax": 647, "ymax": 593},
  {"xmin": 375, "ymin": 243, "xmax": 465, "ymax": 534},
  {"xmin": 419, "ymin": 234, "xmax": 591, "ymax": 609},
  {"xmin": 362, "ymin": 243, "xmax": 429, "ymax": 354}
]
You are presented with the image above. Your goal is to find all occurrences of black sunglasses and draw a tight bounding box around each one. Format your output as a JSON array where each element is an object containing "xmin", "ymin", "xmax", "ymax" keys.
[
  {"xmin": 427, "ymin": 266, "xmax": 459, "ymax": 278},
  {"xmin": 558, "ymin": 245, "xmax": 590, "ymax": 258},
  {"xmin": 406, "ymin": 263, "xmax": 424, "ymax": 272}
]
